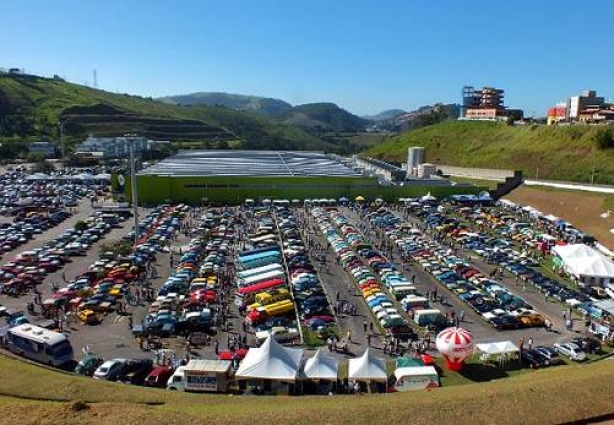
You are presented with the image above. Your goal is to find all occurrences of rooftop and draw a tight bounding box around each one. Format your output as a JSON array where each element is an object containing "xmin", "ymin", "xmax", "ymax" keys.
[{"xmin": 139, "ymin": 150, "xmax": 364, "ymax": 177}]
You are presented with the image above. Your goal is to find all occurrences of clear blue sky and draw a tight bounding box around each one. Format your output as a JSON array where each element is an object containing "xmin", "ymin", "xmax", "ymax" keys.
[{"xmin": 3, "ymin": 0, "xmax": 614, "ymax": 116}]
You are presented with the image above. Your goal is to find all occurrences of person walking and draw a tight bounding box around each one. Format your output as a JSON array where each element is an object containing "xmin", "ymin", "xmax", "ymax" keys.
[{"xmin": 527, "ymin": 337, "xmax": 534, "ymax": 350}]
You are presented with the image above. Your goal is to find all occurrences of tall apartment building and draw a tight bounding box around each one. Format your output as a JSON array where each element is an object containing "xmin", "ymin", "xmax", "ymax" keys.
[{"xmin": 461, "ymin": 86, "xmax": 523, "ymax": 121}]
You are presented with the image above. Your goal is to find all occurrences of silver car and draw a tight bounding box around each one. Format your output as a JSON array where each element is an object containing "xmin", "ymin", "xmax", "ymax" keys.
[{"xmin": 553, "ymin": 342, "xmax": 587, "ymax": 362}]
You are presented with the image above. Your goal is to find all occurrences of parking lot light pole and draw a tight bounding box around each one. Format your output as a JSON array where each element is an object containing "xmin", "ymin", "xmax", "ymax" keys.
[
  {"xmin": 58, "ymin": 121, "xmax": 66, "ymax": 165},
  {"xmin": 127, "ymin": 133, "xmax": 140, "ymax": 246}
]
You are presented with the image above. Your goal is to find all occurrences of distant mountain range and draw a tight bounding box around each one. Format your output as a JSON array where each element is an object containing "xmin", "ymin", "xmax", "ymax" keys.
[
  {"xmin": 362, "ymin": 109, "xmax": 407, "ymax": 122},
  {"xmin": 159, "ymin": 91, "xmax": 458, "ymax": 135},
  {"xmin": 159, "ymin": 92, "xmax": 292, "ymax": 117},
  {"xmin": 159, "ymin": 92, "xmax": 370, "ymax": 134},
  {"xmin": 367, "ymin": 103, "xmax": 460, "ymax": 132}
]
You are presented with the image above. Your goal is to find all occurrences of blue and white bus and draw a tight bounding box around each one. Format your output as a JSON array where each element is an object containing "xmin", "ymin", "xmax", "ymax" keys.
[{"xmin": 6, "ymin": 324, "xmax": 74, "ymax": 367}]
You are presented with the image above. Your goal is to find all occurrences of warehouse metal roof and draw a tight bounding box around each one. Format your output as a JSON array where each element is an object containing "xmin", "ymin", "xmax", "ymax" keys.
[{"xmin": 139, "ymin": 150, "xmax": 364, "ymax": 177}]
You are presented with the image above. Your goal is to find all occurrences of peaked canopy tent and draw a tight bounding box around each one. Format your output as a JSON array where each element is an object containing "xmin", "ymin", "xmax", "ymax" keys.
[
  {"xmin": 235, "ymin": 335, "xmax": 304, "ymax": 382},
  {"xmin": 302, "ymin": 348, "xmax": 339, "ymax": 381},
  {"xmin": 348, "ymin": 348, "xmax": 387, "ymax": 382},
  {"xmin": 552, "ymin": 244, "xmax": 614, "ymax": 286},
  {"xmin": 421, "ymin": 192, "xmax": 436, "ymax": 203},
  {"xmin": 475, "ymin": 341, "xmax": 520, "ymax": 366},
  {"xmin": 393, "ymin": 366, "xmax": 440, "ymax": 391},
  {"xmin": 475, "ymin": 341, "xmax": 520, "ymax": 355}
]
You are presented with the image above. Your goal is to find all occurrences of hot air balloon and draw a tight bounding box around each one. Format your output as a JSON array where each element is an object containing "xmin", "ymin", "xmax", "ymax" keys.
[{"xmin": 435, "ymin": 327, "xmax": 475, "ymax": 371}]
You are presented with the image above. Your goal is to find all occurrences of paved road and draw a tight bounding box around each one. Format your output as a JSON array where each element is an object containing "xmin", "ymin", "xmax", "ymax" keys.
[{"xmin": 301, "ymin": 212, "xmax": 381, "ymax": 356}]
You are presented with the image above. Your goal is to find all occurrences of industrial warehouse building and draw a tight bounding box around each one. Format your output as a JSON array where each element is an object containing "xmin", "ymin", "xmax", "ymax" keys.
[{"xmin": 127, "ymin": 150, "xmax": 481, "ymax": 205}]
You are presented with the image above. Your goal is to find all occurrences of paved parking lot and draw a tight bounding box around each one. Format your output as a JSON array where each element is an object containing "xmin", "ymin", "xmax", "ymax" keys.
[{"xmin": 0, "ymin": 201, "xmax": 593, "ymax": 370}]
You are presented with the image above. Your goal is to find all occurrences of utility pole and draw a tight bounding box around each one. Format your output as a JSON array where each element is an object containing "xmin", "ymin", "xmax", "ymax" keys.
[
  {"xmin": 58, "ymin": 121, "xmax": 66, "ymax": 165},
  {"xmin": 591, "ymin": 162, "xmax": 596, "ymax": 185},
  {"xmin": 535, "ymin": 156, "xmax": 540, "ymax": 180},
  {"xmin": 127, "ymin": 133, "xmax": 140, "ymax": 245}
]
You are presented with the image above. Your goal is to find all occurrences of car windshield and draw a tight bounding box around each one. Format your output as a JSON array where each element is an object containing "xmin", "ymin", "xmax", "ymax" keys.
[{"xmin": 52, "ymin": 341, "xmax": 73, "ymax": 357}]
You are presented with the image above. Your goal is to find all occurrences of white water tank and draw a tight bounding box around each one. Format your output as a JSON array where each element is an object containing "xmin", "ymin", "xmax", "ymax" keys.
[
  {"xmin": 418, "ymin": 163, "xmax": 436, "ymax": 179},
  {"xmin": 407, "ymin": 147, "xmax": 425, "ymax": 177}
]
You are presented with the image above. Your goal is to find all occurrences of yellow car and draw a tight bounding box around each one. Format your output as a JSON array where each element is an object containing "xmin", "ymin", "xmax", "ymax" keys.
[
  {"xmin": 77, "ymin": 309, "xmax": 100, "ymax": 325},
  {"xmin": 517, "ymin": 312, "xmax": 545, "ymax": 327}
]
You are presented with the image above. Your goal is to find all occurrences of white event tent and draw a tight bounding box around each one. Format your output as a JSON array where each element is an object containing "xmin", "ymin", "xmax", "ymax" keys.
[
  {"xmin": 348, "ymin": 348, "xmax": 387, "ymax": 382},
  {"xmin": 302, "ymin": 348, "xmax": 339, "ymax": 381},
  {"xmin": 475, "ymin": 341, "xmax": 520, "ymax": 366},
  {"xmin": 235, "ymin": 335, "xmax": 304, "ymax": 382},
  {"xmin": 552, "ymin": 244, "xmax": 614, "ymax": 286},
  {"xmin": 475, "ymin": 341, "xmax": 520, "ymax": 355}
]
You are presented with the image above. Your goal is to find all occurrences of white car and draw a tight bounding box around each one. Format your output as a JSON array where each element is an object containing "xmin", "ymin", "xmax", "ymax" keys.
[
  {"xmin": 554, "ymin": 342, "xmax": 586, "ymax": 362},
  {"xmin": 255, "ymin": 326, "xmax": 300, "ymax": 343},
  {"xmin": 93, "ymin": 359, "xmax": 127, "ymax": 380}
]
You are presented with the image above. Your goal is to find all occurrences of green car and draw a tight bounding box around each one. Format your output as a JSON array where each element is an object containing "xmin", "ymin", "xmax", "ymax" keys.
[{"xmin": 74, "ymin": 355, "xmax": 104, "ymax": 376}]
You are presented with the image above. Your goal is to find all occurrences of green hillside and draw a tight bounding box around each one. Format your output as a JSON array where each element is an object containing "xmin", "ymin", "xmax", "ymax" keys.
[
  {"xmin": 2, "ymin": 353, "xmax": 614, "ymax": 424},
  {"xmin": 275, "ymin": 102, "xmax": 369, "ymax": 134},
  {"xmin": 158, "ymin": 92, "xmax": 292, "ymax": 117},
  {"xmin": 0, "ymin": 73, "xmax": 338, "ymax": 154},
  {"xmin": 366, "ymin": 120, "xmax": 614, "ymax": 184}
]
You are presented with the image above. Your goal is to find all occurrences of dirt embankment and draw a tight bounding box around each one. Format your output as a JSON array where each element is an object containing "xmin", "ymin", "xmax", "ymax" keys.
[{"xmin": 507, "ymin": 186, "xmax": 614, "ymax": 249}]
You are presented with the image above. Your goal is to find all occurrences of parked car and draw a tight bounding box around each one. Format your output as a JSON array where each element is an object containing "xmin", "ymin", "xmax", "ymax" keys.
[
  {"xmin": 77, "ymin": 309, "xmax": 100, "ymax": 324},
  {"xmin": 520, "ymin": 349, "xmax": 549, "ymax": 369},
  {"xmin": 535, "ymin": 346, "xmax": 563, "ymax": 365},
  {"xmin": 571, "ymin": 337, "xmax": 602, "ymax": 355},
  {"xmin": 144, "ymin": 366, "xmax": 174, "ymax": 388},
  {"xmin": 93, "ymin": 358, "xmax": 128, "ymax": 380},
  {"xmin": 74, "ymin": 355, "xmax": 104, "ymax": 376},
  {"xmin": 117, "ymin": 359, "xmax": 154, "ymax": 385},
  {"xmin": 553, "ymin": 342, "xmax": 587, "ymax": 362}
]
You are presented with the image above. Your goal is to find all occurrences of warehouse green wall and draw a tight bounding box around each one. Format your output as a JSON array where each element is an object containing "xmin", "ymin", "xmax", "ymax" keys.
[{"xmin": 126, "ymin": 174, "xmax": 486, "ymax": 205}]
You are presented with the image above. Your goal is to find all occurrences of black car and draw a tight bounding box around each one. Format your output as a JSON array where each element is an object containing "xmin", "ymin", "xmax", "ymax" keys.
[
  {"xmin": 118, "ymin": 359, "xmax": 154, "ymax": 385},
  {"xmin": 489, "ymin": 314, "xmax": 520, "ymax": 330},
  {"xmin": 535, "ymin": 346, "xmax": 563, "ymax": 365},
  {"xmin": 520, "ymin": 349, "xmax": 549, "ymax": 369},
  {"xmin": 571, "ymin": 337, "xmax": 602, "ymax": 354}
]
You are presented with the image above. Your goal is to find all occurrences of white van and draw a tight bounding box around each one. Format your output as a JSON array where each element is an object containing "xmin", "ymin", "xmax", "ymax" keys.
[
  {"xmin": 413, "ymin": 309, "xmax": 444, "ymax": 326},
  {"xmin": 401, "ymin": 295, "xmax": 430, "ymax": 311},
  {"xmin": 390, "ymin": 285, "xmax": 417, "ymax": 300},
  {"xmin": 167, "ymin": 366, "xmax": 186, "ymax": 391}
]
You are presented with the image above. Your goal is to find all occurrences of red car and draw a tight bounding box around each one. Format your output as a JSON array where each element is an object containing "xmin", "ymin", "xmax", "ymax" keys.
[{"xmin": 38, "ymin": 262, "xmax": 59, "ymax": 273}]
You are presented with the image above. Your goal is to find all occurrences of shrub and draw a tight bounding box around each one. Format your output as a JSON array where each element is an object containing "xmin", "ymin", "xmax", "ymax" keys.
[{"xmin": 594, "ymin": 128, "xmax": 614, "ymax": 149}]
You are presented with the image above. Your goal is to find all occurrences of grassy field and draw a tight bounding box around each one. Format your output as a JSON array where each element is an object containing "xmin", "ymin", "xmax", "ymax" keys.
[
  {"xmin": 450, "ymin": 176, "xmax": 500, "ymax": 190},
  {"xmin": 3, "ymin": 352, "xmax": 614, "ymax": 424},
  {"xmin": 366, "ymin": 120, "xmax": 614, "ymax": 185}
]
